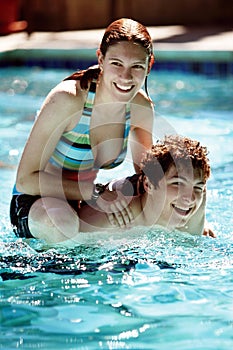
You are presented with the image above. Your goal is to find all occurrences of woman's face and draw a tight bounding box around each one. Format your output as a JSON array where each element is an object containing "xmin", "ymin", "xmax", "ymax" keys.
[
  {"xmin": 97, "ymin": 41, "xmax": 149, "ymax": 102},
  {"xmin": 152, "ymin": 164, "xmax": 206, "ymax": 230}
]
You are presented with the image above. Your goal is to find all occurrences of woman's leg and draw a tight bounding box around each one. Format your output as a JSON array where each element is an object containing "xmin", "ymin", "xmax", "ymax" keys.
[{"xmin": 28, "ymin": 197, "xmax": 80, "ymax": 243}]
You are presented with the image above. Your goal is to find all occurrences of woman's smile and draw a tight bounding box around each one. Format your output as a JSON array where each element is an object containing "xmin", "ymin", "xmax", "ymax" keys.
[
  {"xmin": 98, "ymin": 41, "xmax": 149, "ymax": 101},
  {"xmin": 113, "ymin": 82, "xmax": 135, "ymax": 93}
]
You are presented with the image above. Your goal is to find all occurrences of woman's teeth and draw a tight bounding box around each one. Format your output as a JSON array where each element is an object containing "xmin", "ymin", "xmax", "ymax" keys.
[{"xmin": 115, "ymin": 83, "xmax": 133, "ymax": 92}]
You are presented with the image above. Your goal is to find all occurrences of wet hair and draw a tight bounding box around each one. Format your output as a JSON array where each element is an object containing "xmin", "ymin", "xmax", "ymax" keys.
[
  {"xmin": 99, "ymin": 18, "xmax": 153, "ymax": 58},
  {"xmin": 140, "ymin": 135, "xmax": 211, "ymax": 188},
  {"xmin": 63, "ymin": 18, "xmax": 154, "ymax": 91}
]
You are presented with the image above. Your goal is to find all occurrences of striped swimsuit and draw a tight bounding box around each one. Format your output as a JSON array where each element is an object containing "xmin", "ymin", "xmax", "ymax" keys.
[{"xmin": 49, "ymin": 80, "xmax": 131, "ymax": 180}]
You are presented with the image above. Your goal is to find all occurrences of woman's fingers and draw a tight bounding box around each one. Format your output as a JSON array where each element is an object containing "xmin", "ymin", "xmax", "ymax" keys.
[
  {"xmin": 95, "ymin": 188, "xmax": 134, "ymax": 227},
  {"xmin": 107, "ymin": 201, "xmax": 134, "ymax": 227}
]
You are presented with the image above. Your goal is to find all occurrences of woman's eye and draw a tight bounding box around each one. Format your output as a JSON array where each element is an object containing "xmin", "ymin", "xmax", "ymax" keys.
[
  {"xmin": 132, "ymin": 64, "xmax": 145, "ymax": 70},
  {"xmin": 111, "ymin": 61, "xmax": 122, "ymax": 67}
]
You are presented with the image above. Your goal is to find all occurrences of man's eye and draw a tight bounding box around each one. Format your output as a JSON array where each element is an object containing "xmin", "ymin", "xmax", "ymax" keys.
[
  {"xmin": 194, "ymin": 186, "xmax": 204, "ymax": 193},
  {"xmin": 172, "ymin": 181, "xmax": 182, "ymax": 186}
]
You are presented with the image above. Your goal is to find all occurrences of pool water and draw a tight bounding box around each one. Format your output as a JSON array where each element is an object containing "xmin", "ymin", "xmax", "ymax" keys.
[{"xmin": 0, "ymin": 67, "xmax": 233, "ymax": 349}]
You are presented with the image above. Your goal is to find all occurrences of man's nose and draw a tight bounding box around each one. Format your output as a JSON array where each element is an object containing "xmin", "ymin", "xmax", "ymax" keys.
[{"xmin": 181, "ymin": 188, "xmax": 195, "ymax": 204}]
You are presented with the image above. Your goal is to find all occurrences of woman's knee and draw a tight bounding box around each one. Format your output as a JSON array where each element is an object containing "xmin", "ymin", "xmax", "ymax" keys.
[{"xmin": 28, "ymin": 197, "xmax": 80, "ymax": 242}]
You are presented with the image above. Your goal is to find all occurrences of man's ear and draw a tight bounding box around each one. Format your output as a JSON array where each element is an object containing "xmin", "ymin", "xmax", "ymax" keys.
[{"xmin": 143, "ymin": 176, "xmax": 154, "ymax": 194}]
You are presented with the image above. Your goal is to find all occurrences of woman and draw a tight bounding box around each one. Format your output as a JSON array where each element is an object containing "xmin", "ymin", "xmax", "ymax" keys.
[
  {"xmin": 27, "ymin": 135, "xmax": 214, "ymax": 243},
  {"xmin": 10, "ymin": 18, "xmax": 155, "ymax": 241}
]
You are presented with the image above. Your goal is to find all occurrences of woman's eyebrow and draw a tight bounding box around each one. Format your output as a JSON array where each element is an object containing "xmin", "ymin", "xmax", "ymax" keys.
[
  {"xmin": 108, "ymin": 57, "xmax": 123, "ymax": 63},
  {"xmin": 108, "ymin": 57, "xmax": 147, "ymax": 64}
]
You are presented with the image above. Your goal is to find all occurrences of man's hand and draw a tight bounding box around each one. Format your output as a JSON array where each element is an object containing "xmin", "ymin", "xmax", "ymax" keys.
[{"xmin": 203, "ymin": 227, "xmax": 216, "ymax": 238}]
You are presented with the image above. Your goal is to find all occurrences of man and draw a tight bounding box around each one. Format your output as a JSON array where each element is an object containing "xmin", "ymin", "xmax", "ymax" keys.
[{"xmin": 78, "ymin": 135, "xmax": 214, "ymax": 238}]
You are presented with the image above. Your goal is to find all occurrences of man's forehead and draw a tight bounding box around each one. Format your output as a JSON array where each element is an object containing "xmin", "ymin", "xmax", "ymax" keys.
[{"xmin": 166, "ymin": 164, "xmax": 204, "ymax": 182}]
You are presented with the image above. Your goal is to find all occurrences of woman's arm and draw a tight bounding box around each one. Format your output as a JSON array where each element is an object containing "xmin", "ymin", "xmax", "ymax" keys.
[
  {"xmin": 95, "ymin": 96, "xmax": 154, "ymax": 227},
  {"xmin": 16, "ymin": 82, "xmax": 94, "ymax": 201},
  {"xmin": 130, "ymin": 95, "xmax": 154, "ymax": 173}
]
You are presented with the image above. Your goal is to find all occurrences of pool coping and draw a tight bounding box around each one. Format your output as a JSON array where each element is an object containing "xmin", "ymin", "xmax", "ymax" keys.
[
  {"xmin": 0, "ymin": 25, "xmax": 232, "ymax": 63},
  {"xmin": 0, "ymin": 26, "xmax": 232, "ymax": 76},
  {"xmin": 1, "ymin": 48, "xmax": 233, "ymax": 63}
]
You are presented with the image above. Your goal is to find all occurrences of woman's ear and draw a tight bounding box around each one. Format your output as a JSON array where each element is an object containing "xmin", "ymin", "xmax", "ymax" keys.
[
  {"xmin": 96, "ymin": 49, "xmax": 104, "ymax": 67},
  {"xmin": 147, "ymin": 54, "xmax": 155, "ymax": 74},
  {"xmin": 143, "ymin": 176, "xmax": 154, "ymax": 194}
]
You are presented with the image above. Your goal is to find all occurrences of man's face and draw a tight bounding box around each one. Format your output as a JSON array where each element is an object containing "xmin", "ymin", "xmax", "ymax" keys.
[{"xmin": 154, "ymin": 164, "xmax": 205, "ymax": 230}]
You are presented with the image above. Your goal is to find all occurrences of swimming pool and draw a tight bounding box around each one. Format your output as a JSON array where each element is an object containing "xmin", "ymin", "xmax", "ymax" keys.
[{"xmin": 0, "ymin": 66, "xmax": 233, "ymax": 349}]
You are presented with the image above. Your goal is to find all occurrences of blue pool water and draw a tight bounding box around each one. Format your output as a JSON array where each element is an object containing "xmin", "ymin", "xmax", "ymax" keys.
[{"xmin": 0, "ymin": 67, "xmax": 233, "ymax": 349}]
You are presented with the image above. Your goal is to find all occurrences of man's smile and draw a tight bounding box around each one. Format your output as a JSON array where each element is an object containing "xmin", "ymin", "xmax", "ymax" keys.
[{"xmin": 172, "ymin": 204, "xmax": 193, "ymax": 216}]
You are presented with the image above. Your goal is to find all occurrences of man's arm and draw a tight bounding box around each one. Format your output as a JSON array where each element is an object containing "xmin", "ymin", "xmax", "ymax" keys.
[
  {"xmin": 181, "ymin": 190, "xmax": 215, "ymax": 237},
  {"xmin": 180, "ymin": 190, "xmax": 206, "ymax": 236}
]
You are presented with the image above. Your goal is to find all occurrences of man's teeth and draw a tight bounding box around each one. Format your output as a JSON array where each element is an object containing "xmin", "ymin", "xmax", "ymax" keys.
[{"xmin": 173, "ymin": 204, "xmax": 190, "ymax": 215}]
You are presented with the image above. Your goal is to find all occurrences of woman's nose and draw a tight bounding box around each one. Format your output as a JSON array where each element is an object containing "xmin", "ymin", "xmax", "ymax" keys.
[{"xmin": 120, "ymin": 68, "xmax": 132, "ymax": 81}]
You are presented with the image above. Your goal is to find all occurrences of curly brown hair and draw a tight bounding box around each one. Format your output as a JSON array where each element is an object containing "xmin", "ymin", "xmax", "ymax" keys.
[{"xmin": 140, "ymin": 135, "xmax": 211, "ymax": 188}]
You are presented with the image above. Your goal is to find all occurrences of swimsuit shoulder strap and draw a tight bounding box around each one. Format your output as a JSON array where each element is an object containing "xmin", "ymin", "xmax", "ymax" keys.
[
  {"xmin": 123, "ymin": 103, "xmax": 131, "ymax": 138},
  {"xmin": 75, "ymin": 80, "xmax": 96, "ymax": 137},
  {"xmin": 83, "ymin": 80, "xmax": 96, "ymax": 112}
]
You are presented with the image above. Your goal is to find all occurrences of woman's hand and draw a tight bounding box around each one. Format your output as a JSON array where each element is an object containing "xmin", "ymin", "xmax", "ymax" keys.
[{"xmin": 95, "ymin": 189, "xmax": 134, "ymax": 228}]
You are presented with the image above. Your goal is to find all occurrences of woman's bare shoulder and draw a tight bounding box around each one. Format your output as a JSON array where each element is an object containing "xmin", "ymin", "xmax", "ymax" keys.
[
  {"xmin": 132, "ymin": 89, "xmax": 154, "ymax": 108},
  {"xmin": 130, "ymin": 90, "xmax": 154, "ymax": 124},
  {"xmin": 48, "ymin": 79, "xmax": 86, "ymax": 102},
  {"xmin": 39, "ymin": 79, "xmax": 87, "ymax": 119}
]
